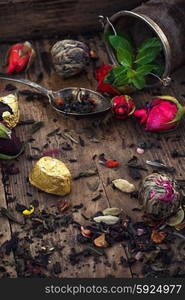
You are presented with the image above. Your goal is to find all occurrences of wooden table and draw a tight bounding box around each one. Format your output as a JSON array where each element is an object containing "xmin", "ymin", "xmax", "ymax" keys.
[{"xmin": 0, "ymin": 35, "xmax": 185, "ymax": 278}]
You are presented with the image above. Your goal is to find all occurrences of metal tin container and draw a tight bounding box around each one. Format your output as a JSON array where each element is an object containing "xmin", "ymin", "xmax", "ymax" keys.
[{"xmin": 102, "ymin": 0, "xmax": 185, "ymax": 88}]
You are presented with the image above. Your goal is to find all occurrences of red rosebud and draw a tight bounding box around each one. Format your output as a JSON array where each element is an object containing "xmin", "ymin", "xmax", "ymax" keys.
[
  {"xmin": 95, "ymin": 64, "xmax": 119, "ymax": 95},
  {"xmin": 112, "ymin": 95, "xmax": 135, "ymax": 119},
  {"xmin": 6, "ymin": 42, "xmax": 35, "ymax": 74},
  {"xmin": 133, "ymin": 96, "xmax": 185, "ymax": 131}
]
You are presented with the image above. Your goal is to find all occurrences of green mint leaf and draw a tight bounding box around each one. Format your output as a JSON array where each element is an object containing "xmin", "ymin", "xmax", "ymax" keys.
[
  {"xmin": 135, "ymin": 47, "xmax": 162, "ymax": 65},
  {"xmin": 104, "ymin": 66, "xmax": 128, "ymax": 86},
  {"xmin": 104, "ymin": 69, "xmax": 116, "ymax": 84},
  {"xmin": 116, "ymin": 47, "xmax": 132, "ymax": 67},
  {"xmin": 131, "ymin": 75, "xmax": 146, "ymax": 90},
  {"xmin": 151, "ymin": 62, "xmax": 165, "ymax": 76},
  {"xmin": 108, "ymin": 35, "xmax": 132, "ymax": 53},
  {"xmin": 138, "ymin": 37, "xmax": 163, "ymax": 53},
  {"xmin": 0, "ymin": 123, "xmax": 11, "ymax": 139},
  {"xmin": 136, "ymin": 64, "xmax": 154, "ymax": 76}
]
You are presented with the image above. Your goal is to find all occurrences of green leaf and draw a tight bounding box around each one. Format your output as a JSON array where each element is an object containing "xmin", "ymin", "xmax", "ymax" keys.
[
  {"xmin": 108, "ymin": 35, "xmax": 132, "ymax": 53},
  {"xmin": 131, "ymin": 75, "xmax": 146, "ymax": 90},
  {"xmin": 136, "ymin": 64, "xmax": 154, "ymax": 76},
  {"xmin": 135, "ymin": 47, "xmax": 162, "ymax": 65},
  {"xmin": 0, "ymin": 123, "xmax": 11, "ymax": 139},
  {"xmin": 116, "ymin": 47, "xmax": 132, "ymax": 67},
  {"xmin": 151, "ymin": 62, "xmax": 165, "ymax": 76},
  {"xmin": 138, "ymin": 37, "xmax": 163, "ymax": 53},
  {"xmin": 104, "ymin": 66, "xmax": 127, "ymax": 85}
]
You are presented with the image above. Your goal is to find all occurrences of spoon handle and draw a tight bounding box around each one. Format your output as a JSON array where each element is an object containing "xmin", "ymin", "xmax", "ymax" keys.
[{"xmin": 0, "ymin": 73, "xmax": 52, "ymax": 97}]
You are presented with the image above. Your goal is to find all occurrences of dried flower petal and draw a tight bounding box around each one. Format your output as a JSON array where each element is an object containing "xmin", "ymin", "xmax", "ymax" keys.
[
  {"xmin": 105, "ymin": 160, "xmax": 120, "ymax": 168},
  {"xmin": 57, "ymin": 200, "xmax": 71, "ymax": 212},
  {"xmin": 22, "ymin": 205, "xmax": 35, "ymax": 216},
  {"xmin": 151, "ymin": 230, "xmax": 166, "ymax": 243},
  {"xmin": 80, "ymin": 226, "xmax": 92, "ymax": 238},
  {"xmin": 93, "ymin": 233, "xmax": 109, "ymax": 248}
]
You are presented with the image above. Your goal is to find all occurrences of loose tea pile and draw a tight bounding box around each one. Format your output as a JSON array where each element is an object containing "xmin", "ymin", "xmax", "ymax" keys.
[{"xmin": 54, "ymin": 90, "xmax": 97, "ymax": 114}]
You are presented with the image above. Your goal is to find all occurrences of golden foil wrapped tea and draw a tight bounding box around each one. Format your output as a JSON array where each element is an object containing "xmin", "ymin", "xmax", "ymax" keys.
[
  {"xmin": 29, "ymin": 156, "xmax": 72, "ymax": 196},
  {"xmin": 0, "ymin": 94, "xmax": 20, "ymax": 128}
]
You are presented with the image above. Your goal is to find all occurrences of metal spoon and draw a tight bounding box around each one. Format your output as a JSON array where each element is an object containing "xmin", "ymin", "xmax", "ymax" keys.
[{"xmin": 0, "ymin": 73, "xmax": 111, "ymax": 117}]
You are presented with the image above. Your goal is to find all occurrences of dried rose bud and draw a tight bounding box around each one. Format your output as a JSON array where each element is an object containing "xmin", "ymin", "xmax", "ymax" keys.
[
  {"xmin": 134, "ymin": 96, "xmax": 185, "ymax": 131},
  {"xmin": 112, "ymin": 95, "xmax": 135, "ymax": 119},
  {"xmin": 0, "ymin": 123, "xmax": 23, "ymax": 159},
  {"xmin": 6, "ymin": 41, "xmax": 35, "ymax": 74}
]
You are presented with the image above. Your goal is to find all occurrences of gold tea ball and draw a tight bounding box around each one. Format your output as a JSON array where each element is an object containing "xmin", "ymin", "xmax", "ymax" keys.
[{"xmin": 29, "ymin": 156, "xmax": 71, "ymax": 196}]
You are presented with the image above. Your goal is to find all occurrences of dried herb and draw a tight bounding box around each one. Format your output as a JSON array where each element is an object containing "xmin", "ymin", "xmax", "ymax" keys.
[
  {"xmin": 128, "ymin": 167, "xmax": 142, "ymax": 180},
  {"xmin": 30, "ymin": 121, "xmax": 44, "ymax": 134},
  {"xmin": 62, "ymin": 132, "xmax": 78, "ymax": 144},
  {"xmin": 53, "ymin": 262, "xmax": 62, "ymax": 275},
  {"xmin": 73, "ymin": 168, "xmax": 98, "ymax": 180},
  {"xmin": 171, "ymin": 150, "xmax": 185, "ymax": 158},
  {"xmin": 91, "ymin": 193, "xmax": 102, "ymax": 202},
  {"xmin": 94, "ymin": 234, "xmax": 109, "ymax": 248},
  {"xmin": 57, "ymin": 200, "xmax": 71, "ymax": 212},
  {"xmin": 47, "ymin": 128, "xmax": 60, "ymax": 137},
  {"xmin": 68, "ymin": 159, "xmax": 77, "ymax": 163},
  {"xmin": 79, "ymin": 136, "xmax": 85, "ymax": 147},
  {"xmin": 5, "ymin": 84, "xmax": 17, "ymax": 91},
  {"xmin": 151, "ymin": 230, "xmax": 166, "ymax": 244},
  {"xmin": 61, "ymin": 142, "xmax": 72, "ymax": 151},
  {"xmin": 18, "ymin": 119, "xmax": 35, "ymax": 126},
  {"xmin": 0, "ymin": 207, "xmax": 23, "ymax": 224}
]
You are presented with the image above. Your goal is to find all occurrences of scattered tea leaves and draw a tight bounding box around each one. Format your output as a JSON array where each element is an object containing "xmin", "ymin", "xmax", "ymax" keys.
[
  {"xmin": 30, "ymin": 121, "xmax": 44, "ymax": 134},
  {"xmin": 73, "ymin": 168, "xmax": 98, "ymax": 180}
]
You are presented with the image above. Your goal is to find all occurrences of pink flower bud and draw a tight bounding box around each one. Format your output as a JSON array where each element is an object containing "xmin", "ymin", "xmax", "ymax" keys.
[
  {"xmin": 133, "ymin": 96, "xmax": 185, "ymax": 131},
  {"xmin": 112, "ymin": 95, "xmax": 135, "ymax": 119}
]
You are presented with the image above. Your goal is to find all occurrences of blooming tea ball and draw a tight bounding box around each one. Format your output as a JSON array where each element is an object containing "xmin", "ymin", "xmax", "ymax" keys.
[
  {"xmin": 51, "ymin": 40, "xmax": 90, "ymax": 78},
  {"xmin": 139, "ymin": 173, "xmax": 181, "ymax": 220},
  {"xmin": 29, "ymin": 156, "xmax": 71, "ymax": 196}
]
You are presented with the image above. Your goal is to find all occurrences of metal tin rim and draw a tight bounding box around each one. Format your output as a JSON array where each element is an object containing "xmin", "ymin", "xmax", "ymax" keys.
[{"xmin": 104, "ymin": 10, "xmax": 172, "ymax": 88}]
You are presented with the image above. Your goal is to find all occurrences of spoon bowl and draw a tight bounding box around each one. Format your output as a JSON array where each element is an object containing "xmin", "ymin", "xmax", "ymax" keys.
[{"xmin": 0, "ymin": 73, "xmax": 111, "ymax": 117}]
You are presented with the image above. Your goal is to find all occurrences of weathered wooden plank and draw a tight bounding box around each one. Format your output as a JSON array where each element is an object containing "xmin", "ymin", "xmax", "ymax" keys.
[
  {"xmin": 1, "ymin": 34, "xmax": 185, "ymax": 278},
  {"xmin": 0, "ymin": 37, "xmax": 132, "ymax": 277},
  {"xmin": 0, "ymin": 0, "xmax": 148, "ymax": 41},
  {"xmin": 0, "ymin": 172, "xmax": 17, "ymax": 278}
]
